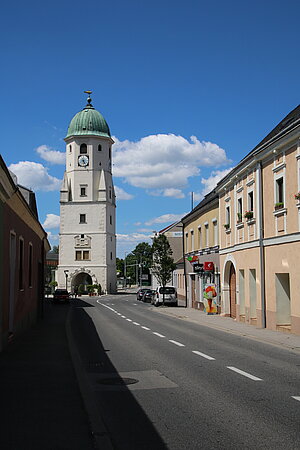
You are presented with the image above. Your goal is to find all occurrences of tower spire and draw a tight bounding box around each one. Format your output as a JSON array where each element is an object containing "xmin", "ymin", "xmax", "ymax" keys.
[{"xmin": 84, "ymin": 90, "xmax": 93, "ymax": 108}]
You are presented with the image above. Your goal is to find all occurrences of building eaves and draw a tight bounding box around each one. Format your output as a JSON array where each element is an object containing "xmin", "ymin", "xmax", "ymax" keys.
[{"xmin": 216, "ymin": 104, "xmax": 300, "ymax": 191}]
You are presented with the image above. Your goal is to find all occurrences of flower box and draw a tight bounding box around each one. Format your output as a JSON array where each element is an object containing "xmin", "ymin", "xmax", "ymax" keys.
[
  {"xmin": 294, "ymin": 192, "xmax": 300, "ymax": 200},
  {"xmin": 274, "ymin": 202, "xmax": 284, "ymax": 210},
  {"xmin": 244, "ymin": 211, "xmax": 253, "ymax": 220},
  {"xmin": 224, "ymin": 223, "xmax": 230, "ymax": 230}
]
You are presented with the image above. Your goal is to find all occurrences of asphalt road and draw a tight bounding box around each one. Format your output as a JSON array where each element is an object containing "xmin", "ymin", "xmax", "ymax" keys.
[{"xmin": 70, "ymin": 293, "xmax": 300, "ymax": 450}]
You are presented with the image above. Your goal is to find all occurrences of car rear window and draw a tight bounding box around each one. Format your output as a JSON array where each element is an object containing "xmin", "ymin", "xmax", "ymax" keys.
[{"xmin": 159, "ymin": 287, "xmax": 175, "ymax": 294}]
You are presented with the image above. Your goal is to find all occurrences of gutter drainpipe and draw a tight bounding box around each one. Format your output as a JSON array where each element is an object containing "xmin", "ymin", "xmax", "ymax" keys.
[{"xmin": 257, "ymin": 161, "xmax": 266, "ymax": 328}]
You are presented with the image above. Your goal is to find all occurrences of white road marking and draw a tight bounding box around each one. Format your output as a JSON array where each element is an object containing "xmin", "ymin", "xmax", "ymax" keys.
[
  {"xmin": 141, "ymin": 326, "xmax": 151, "ymax": 330},
  {"xmin": 153, "ymin": 332, "xmax": 165, "ymax": 338},
  {"xmin": 121, "ymin": 315, "xmax": 126, "ymax": 318},
  {"xmin": 227, "ymin": 366, "xmax": 262, "ymax": 381},
  {"xmin": 292, "ymin": 396, "xmax": 300, "ymax": 402},
  {"xmin": 133, "ymin": 322, "xmax": 140, "ymax": 326},
  {"xmin": 126, "ymin": 318, "xmax": 132, "ymax": 322},
  {"xmin": 192, "ymin": 350, "xmax": 215, "ymax": 361},
  {"xmin": 133, "ymin": 303, "xmax": 138, "ymax": 305},
  {"xmin": 117, "ymin": 313, "xmax": 122, "ymax": 316},
  {"xmin": 169, "ymin": 340, "xmax": 185, "ymax": 347}
]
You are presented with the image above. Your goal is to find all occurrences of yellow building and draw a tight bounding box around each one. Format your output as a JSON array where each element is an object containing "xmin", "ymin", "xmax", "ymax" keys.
[
  {"xmin": 182, "ymin": 191, "xmax": 220, "ymax": 310},
  {"xmin": 217, "ymin": 105, "xmax": 300, "ymax": 334}
]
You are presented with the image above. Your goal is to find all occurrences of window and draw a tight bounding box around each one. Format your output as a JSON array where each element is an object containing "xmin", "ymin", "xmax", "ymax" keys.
[
  {"xmin": 80, "ymin": 186, "xmax": 86, "ymax": 197},
  {"xmin": 237, "ymin": 198, "xmax": 242, "ymax": 222},
  {"xmin": 69, "ymin": 145, "xmax": 72, "ymax": 153},
  {"xmin": 110, "ymin": 215, "xmax": 112, "ymax": 225},
  {"xmin": 19, "ymin": 238, "xmax": 24, "ymax": 290},
  {"xmin": 81, "ymin": 234, "xmax": 84, "ymax": 238},
  {"xmin": 185, "ymin": 232, "xmax": 188, "ymax": 251},
  {"xmin": 226, "ymin": 206, "xmax": 230, "ymax": 227},
  {"xmin": 109, "ymin": 187, "xmax": 112, "ymax": 199},
  {"xmin": 109, "ymin": 147, "xmax": 111, "ymax": 159},
  {"xmin": 98, "ymin": 144, "xmax": 102, "ymax": 152},
  {"xmin": 276, "ymin": 177, "xmax": 284, "ymax": 205},
  {"xmin": 213, "ymin": 220, "xmax": 218, "ymax": 246},
  {"xmin": 191, "ymin": 230, "xmax": 194, "ymax": 251},
  {"xmin": 80, "ymin": 214, "xmax": 86, "ymax": 223},
  {"xmin": 75, "ymin": 250, "xmax": 90, "ymax": 261},
  {"xmin": 80, "ymin": 143, "xmax": 87, "ymax": 154},
  {"xmin": 248, "ymin": 191, "xmax": 254, "ymax": 212},
  {"xmin": 28, "ymin": 243, "xmax": 33, "ymax": 287},
  {"xmin": 110, "ymin": 252, "xmax": 113, "ymax": 260},
  {"xmin": 205, "ymin": 223, "xmax": 209, "ymax": 248},
  {"xmin": 198, "ymin": 227, "xmax": 202, "ymax": 250}
]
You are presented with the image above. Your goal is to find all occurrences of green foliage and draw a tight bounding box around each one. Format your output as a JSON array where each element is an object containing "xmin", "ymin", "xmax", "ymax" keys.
[
  {"xmin": 116, "ymin": 257, "xmax": 124, "ymax": 276},
  {"xmin": 151, "ymin": 235, "xmax": 176, "ymax": 288},
  {"xmin": 124, "ymin": 242, "xmax": 153, "ymax": 284},
  {"xmin": 49, "ymin": 280, "xmax": 58, "ymax": 287}
]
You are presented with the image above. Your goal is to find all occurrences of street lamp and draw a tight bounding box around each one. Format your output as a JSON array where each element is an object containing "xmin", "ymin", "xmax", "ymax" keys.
[{"xmin": 64, "ymin": 270, "xmax": 69, "ymax": 291}]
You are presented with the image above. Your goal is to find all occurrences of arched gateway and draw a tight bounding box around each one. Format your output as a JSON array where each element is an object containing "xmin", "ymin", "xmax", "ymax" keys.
[
  {"xmin": 222, "ymin": 258, "xmax": 237, "ymax": 318},
  {"xmin": 72, "ymin": 272, "xmax": 92, "ymax": 294}
]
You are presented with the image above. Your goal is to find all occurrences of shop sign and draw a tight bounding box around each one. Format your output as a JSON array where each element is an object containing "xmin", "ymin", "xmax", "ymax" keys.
[
  {"xmin": 203, "ymin": 261, "xmax": 214, "ymax": 272},
  {"xmin": 193, "ymin": 263, "xmax": 203, "ymax": 273}
]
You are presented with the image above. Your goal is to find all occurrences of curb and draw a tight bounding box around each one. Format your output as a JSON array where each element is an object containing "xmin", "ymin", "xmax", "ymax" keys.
[{"xmin": 66, "ymin": 307, "xmax": 114, "ymax": 450}]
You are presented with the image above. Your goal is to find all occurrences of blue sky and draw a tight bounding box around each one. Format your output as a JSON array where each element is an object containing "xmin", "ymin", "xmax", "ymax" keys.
[{"xmin": 1, "ymin": 0, "xmax": 299, "ymax": 257}]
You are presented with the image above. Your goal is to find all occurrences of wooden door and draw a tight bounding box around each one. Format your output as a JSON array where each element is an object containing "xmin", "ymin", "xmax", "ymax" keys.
[{"xmin": 229, "ymin": 264, "xmax": 236, "ymax": 318}]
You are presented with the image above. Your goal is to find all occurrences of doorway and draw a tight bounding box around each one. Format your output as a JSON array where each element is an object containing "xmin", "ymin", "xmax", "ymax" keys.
[
  {"xmin": 229, "ymin": 263, "xmax": 236, "ymax": 318},
  {"xmin": 72, "ymin": 272, "xmax": 93, "ymax": 294}
]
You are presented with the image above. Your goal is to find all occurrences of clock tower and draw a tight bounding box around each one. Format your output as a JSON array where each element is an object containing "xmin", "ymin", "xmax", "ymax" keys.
[{"xmin": 56, "ymin": 93, "xmax": 116, "ymax": 294}]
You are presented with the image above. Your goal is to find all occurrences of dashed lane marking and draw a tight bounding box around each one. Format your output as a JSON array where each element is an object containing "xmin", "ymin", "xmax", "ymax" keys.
[
  {"xmin": 121, "ymin": 315, "xmax": 126, "ymax": 318},
  {"xmin": 153, "ymin": 332, "xmax": 165, "ymax": 338},
  {"xmin": 141, "ymin": 326, "xmax": 151, "ymax": 330},
  {"xmin": 169, "ymin": 340, "xmax": 185, "ymax": 347},
  {"xmin": 292, "ymin": 396, "xmax": 300, "ymax": 402},
  {"xmin": 227, "ymin": 366, "xmax": 262, "ymax": 381},
  {"xmin": 192, "ymin": 350, "xmax": 215, "ymax": 361},
  {"xmin": 133, "ymin": 322, "xmax": 140, "ymax": 326},
  {"xmin": 126, "ymin": 318, "xmax": 132, "ymax": 322}
]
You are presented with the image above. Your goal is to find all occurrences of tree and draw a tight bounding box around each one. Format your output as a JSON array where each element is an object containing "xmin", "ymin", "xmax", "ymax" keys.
[
  {"xmin": 151, "ymin": 234, "xmax": 176, "ymax": 304},
  {"xmin": 116, "ymin": 258, "xmax": 124, "ymax": 276},
  {"xmin": 125, "ymin": 242, "xmax": 152, "ymax": 285}
]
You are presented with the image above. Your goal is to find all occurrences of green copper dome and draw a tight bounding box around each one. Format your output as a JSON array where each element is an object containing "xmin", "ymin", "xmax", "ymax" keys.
[{"xmin": 66, "ymin": 96, "xmax": 111, "ymax": 138}]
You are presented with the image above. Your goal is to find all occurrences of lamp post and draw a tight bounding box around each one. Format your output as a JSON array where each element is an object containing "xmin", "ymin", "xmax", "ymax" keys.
[
  {"xmin": 124, "ymin": 252, "xmax": 127, "ymax": 289},
  {"xmin": 64, "ymin": 270, "xmax": 69, "ymax": 291}
]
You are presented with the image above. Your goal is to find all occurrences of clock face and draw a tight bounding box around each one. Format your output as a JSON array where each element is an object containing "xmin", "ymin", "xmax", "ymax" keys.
[{"xmin": 78, "ymin": 155, "xmax": 89, "ymax": 167}]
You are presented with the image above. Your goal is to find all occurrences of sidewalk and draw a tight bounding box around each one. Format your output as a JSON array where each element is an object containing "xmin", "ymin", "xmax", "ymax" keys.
[
  {"xmin": 151, "ymin": 304, "xmax": 300, "ymax": 353},
  {"xmin": 0, "ymin": 299, "xmax": 95, "ymax": 450}
]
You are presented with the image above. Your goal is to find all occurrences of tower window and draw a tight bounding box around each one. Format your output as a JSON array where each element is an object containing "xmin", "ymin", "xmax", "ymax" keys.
[
  {"xmin": 69, "ymin": 145, "xmax": 72, "ymax": 153},
  {"xmin": 80, "ymin": 187, "xmax": 86, "ymax": 197},
  {"xmin": 80, "ymin": 214, "xmax": 86, "ymax": 224},
  {"xmin": 110, "ymin": 215, "xmax": 112, "ymax": 225},
  {"xmin": 109, "ymin": 147, "xmax": 111, "ymax": 159},
  {"xmin": 98, "ymin": 144, "xmax": 102, "ymax": 151},
  {"xmin": 80, "ymin": 143, "xmax": 87, "ymax": 154},
  {"xmin": 75, "ymin": 250, "xmax": 90, "ymax": 261}
]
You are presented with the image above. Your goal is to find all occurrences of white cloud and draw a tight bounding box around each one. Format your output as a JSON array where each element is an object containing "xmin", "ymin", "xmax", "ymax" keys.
[
  {"xmin": 145, "ymin": 213, "xmax": 186, "ymax": 227},
  {"xmin": 36, "ymin": 145, "xmax": 65, "ymax": 164},
  {"xmin": 46, "ymin": 231, "xmax": 59, "ymax": 242},
  {"xmin": 117, "ymin": 233, "xmax": 152, "ymax": 243},
  {"xmin": 43, "ymin": 214, "xmax": 60, "ymax": 229},
  {"xmin": 200, "ymin": 168, "xmax": 233, "ymax": 196},
  {"xmin": 8, "ymin": 161, "xmax": 61, "ymax": 191},
  {"xmin": 114, "ymin": 185, "xmax": 134, "ymax": 200},
  {"xmin": 137, "ymin": 228, "xmax": 153, "ymax": 233},
  {"xmin": 149, "ymin": 188, "xmax": 185, "ymax": 199},
  {"xmin": 112, "ymin": 134, "xmax": 229, "ymax": 194}
]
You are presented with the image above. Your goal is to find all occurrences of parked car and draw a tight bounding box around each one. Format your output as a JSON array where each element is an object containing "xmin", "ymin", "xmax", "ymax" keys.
[
  {"xmin": 52, "ymin": 289, "xmax": 70, "ymax": 303},
  {"xmin": 136, "ymin": 288, "xmax": 149, "ymax": 301},
  {"xmin": 142, "ymin": 289, "xmax": 155, "ymax": 303},
  {"xmin": 152, "ymin": 286, "xmax": 178, "ymax": 307}
]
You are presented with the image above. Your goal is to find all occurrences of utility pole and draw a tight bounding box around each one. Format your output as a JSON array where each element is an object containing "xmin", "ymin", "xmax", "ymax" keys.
[{"xmin": 124, "ymin": 252, "xmax": 127, "ymax": 289}]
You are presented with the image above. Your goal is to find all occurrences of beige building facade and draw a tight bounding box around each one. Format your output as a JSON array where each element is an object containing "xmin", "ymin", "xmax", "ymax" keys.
[{"xmin": 217, "ymin": 105, "xmax": 300, "ymax": 334}]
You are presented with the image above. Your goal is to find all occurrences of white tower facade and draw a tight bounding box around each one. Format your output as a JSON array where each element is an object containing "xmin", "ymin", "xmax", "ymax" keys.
[{"xmin": 56, "ymin": 94, "xmax": 116, "ymax": 293}]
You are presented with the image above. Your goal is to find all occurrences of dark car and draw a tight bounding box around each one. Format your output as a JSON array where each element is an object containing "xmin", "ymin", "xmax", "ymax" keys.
[
  {"xmin": 142, "ymin": 289, "xmax": 155, "ymax": 303},
  {"xmin": 137, "ymin": 288, "xmax": 149, "ymax": 301},
  {"xmin": 52, "ymin": 289, "xmax": 70, "ymax": 303}
]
